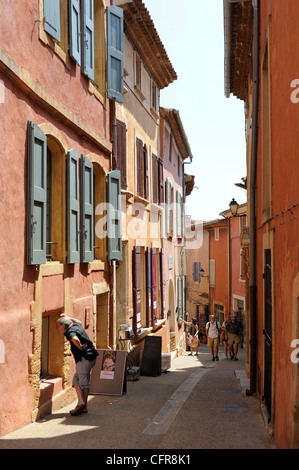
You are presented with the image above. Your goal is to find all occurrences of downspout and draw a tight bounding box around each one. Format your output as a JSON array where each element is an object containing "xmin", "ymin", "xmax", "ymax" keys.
[{"xmin": 246, "ymin": 0, "xmax": 259, "ymax": 396}]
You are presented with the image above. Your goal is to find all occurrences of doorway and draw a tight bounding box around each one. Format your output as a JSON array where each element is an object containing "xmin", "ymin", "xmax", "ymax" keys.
[{"xmin": 263, "ymin": 249, "xmax": 272, "ymax": 421}]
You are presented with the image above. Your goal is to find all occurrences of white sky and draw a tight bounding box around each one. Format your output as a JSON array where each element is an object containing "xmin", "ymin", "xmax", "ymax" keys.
[{"xmin": 143, "ymin": 0, "xmax": 247, "ymax": 222}]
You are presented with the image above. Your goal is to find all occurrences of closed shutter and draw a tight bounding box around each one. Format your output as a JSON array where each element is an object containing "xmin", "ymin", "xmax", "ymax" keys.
[
  {"xmin": 80, "ymin": 155, "xmax": 94, "ymax": 262},
  {"xmin": 165, "ymin": 178, "xmax": 170, "ymax": 236},
  {"xmin": 160, "ymin": 249, "xmax": 166, "ymax": 319},
  {"xmin": 144, "ymin": 144, "xmax": 149, "ymax": 200},
  {"xmin": 27, "ymin": 121, "xmax": 47, "ymax": 265},
  {"xmin": 177, "ymin": 276, "xmax": 182, "ymax": 321},
  {"xmin": 176, "ymin": 189, "xmax": 182, "ymax": 237},
  {"xmin": 133, "ymin": 246, "xmax": 142, "ymax": 334},
  {"xmin": 136, "ymin": 138, "xmax": 143, "ymax": 197},
  {"xmin": 69, "ymin": 0, "xmax": 81, "ymax": 65},
  {"xmin": 152, "ymin": 154, "xmax": 158, "ymax": 204},
  {"xmin": 146, "ymin": 247, "xmax": 152, "ymax": 327},
  {"xmin": 106, "ymin": 6, "xmax": 124, "ymax": 103},
  {"xmin": 116, "ymin": 119, "xmax": 127, "ymax": 190},
  {"xmin": 158, "ymin": 158, "xmax": 164, "ymax": 204},
  {"xmin": 66, "ymin": 149, "xmax": 80, "ymax": 263},
  {"xmin": 151, "ymin": 248, "xmax": 157, "ymax": 325},
  {"xmin": 106, "ymin": 170, "xmax": 122, "ymax": 261},
  {"xmin": 197, "ymin": 262, "xmax": 201, "ymax": 282},
  {"xmin": 81, "ymin": 0, "xmax": 94, "ymax": 80},
  {"xmin": 193, "ymin": 262, "xmax": 196, "ymax": 282},
  {"xmin": 43, "ymin": 0, "xmax": 60, "ymax": 41}
]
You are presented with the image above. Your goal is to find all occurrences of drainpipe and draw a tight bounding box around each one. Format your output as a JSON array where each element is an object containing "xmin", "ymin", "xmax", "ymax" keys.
[{"xmin": 246, "ymin": 0, "xmax": 259, "ymax": 396}]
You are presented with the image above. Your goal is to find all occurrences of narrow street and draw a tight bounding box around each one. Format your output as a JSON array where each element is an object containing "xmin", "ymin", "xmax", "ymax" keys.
[{"xmin": 0, "ymin": 344, "xmax": 276, "ymax": 452}]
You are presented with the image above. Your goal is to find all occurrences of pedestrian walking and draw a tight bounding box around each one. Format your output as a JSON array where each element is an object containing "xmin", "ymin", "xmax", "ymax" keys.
[
  {"xmin": 220, "ymin": 317, "xmax": 229, "ymax": 359},
  {"xmin": 56, "ymin": 314, "xmax": 99, "ymax": 416},
  {"xmin": 225, "ymin": 314, "xmax": 243, "ymax": 360},
  {"xmin": 206, "ymin": 314, "xmax": 221, "ymax": 361},
  {"xmin": 182, "ymin": 318, "xmax": 200, "ymax": 355}
]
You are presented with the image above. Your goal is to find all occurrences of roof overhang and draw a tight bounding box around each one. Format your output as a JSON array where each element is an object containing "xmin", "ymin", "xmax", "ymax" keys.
[
  {"xmin": 116, "ymin": 0, "xmax": 177, "ymax": 89},
  {"xmin": 160, "ymin": 107, "xmax": 193, "ymax": 161},
  {"xmin": 223, "ymin": 0, "xmax": 253, "ymax": 100}
]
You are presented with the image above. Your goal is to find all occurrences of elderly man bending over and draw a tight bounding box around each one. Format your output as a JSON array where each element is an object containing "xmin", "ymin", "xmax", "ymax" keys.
[{"xmin": 56, "ymin": 314, "xmax": 98, "ymax": 416}]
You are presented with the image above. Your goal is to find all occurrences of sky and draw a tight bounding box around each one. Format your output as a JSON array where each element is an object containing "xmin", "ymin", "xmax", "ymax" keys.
[{"xmin": 143, "ymin": 0, "xmax": 247, "ymax": 222}]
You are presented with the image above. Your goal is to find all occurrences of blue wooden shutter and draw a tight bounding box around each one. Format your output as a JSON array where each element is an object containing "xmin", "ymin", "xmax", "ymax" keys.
[
  {"xmin": 43, "ymin": 0, "xmax": 60, "ymax": 41},
  {"xmin": 27, "ymin": 121, "xmax": 47, "ymax": 265},
  {"xmin": 69, "ymin": 0, "xmax": 81, "ymax": 65},
  {"xmin": 81, "ymin": 0, "xmax": 94, "ymax": 80},
  {"xmin": 193, "ymin": 262, "xmax": 196, "ymax": 282},
  {"xmin": 66, "ymin": 149, "xmax": 80, "ymax": 263},
  {"xmin": 80, "ymin": 155, "xmax": 94, "ymax": 263},
  {"xmin": 106, "ymin": 170, "xmax": 122, "ymax": 261},
  {"xmin": 106, "ymin": 6, "xmax": 124, "ymax": 103}
]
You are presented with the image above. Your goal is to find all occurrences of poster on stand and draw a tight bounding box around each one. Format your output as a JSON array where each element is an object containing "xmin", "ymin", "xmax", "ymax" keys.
[{"xmin": 90, "ymin": 349, "xmax": 127, "ymax": 396}]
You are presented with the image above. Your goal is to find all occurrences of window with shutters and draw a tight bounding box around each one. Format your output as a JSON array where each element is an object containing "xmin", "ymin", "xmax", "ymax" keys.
[
  {"xmin": 193, "ymin": 262, "xmax": 201, "ymax": 283},
  {"xmin": 165, "ymin": 178, "xmax": 174, "ymax": 238},
  {"xmin": 27, "ymin": 122, "xmax": 66, "ymax": 265},
  {"xmin": 210, "ymin": 259, "xmax": 215, "ymax": 286},
  {"xmin": 136, "ymin": 138, "xmax": 149, "ymax": 200},
  {"xmin": 41, "ymin": 0, "xmax": 68, "ymax": 57},
  {"xmin": 152, "ymin": 153, "xmax": 158, "ymax": 204},
  {"xmin": 116, "ymin": 120, "xmax": 127, "ymax": 190},
  {"xmin": 94, "ymin": 163, "xmax": 106, "ymax": 261}
]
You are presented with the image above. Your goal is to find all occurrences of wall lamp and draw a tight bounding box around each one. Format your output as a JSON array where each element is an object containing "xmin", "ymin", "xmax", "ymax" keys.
[{"xmin": 229, "ymin": 198, "xmax": 239, "ymax": 217}]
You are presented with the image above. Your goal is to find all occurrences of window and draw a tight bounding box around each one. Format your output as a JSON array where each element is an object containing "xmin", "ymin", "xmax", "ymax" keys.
[
  {"xmin": 136, "ymin": 138, "xmax": 149, "ymax": 200},
  {"xmin": 116, "ymin": 120, "xmax": 127, "ymax": 190},
  {"xmin": 165, "ymin": 178, "xmax": 174, "ymax": 237},
  {"xmin": 176, "ymin": 189, "xmax": 183, "ymax": 238},
  {"xmin": 135, "ymin": 54, "xmax": 142, "ymax": 90},
  {"xmin": 215, "ymin": 227, "xmax": 219, "ymax": 241},
  {"xmin": 151, "ymin": 81, "xmax": 158, "ymax": 113},
  {"xmin": 27, "ymin": 121, "xmax": 117, "ymax": 266},
  {"xmin": 210, "ymin": 259, "xmax": 215, "ymax": 286},
  {"xmin": 193, "ymin": 262, "xmax": 201, "ymax": 282}
]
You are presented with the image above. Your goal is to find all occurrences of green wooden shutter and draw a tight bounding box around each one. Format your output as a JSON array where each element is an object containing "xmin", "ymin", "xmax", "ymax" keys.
[
  {"xmin": 80, "ymin": 155, "xmax": 94, "ymax": 262},
  {"xmin": 27, "ymin": 121, "xmax": 47, "ymax": 265},
  {"xmin": 66, "ymin": 149, "xmax": 80, "ymax": 263},
  {"xmin": 106, "ymin": 170, "xmax": 122, "ymax": 261},
  {"xmin": 43, "ymin": 0, "xmax": 60, "ymax": 41},
  {"xmin": 197, "ymin": 262, "xmax": 201, "ymax": 282},
  {"xmin": 81, "ymin": 0, "xmax": 94, "ymax": 80},
  {"xmin": 106, "ymin": 5, "xmax": 124, "ymax": 103},
  {"xmin": 69, "ymin": 0, "xmax": 81, "ymax": 65}
]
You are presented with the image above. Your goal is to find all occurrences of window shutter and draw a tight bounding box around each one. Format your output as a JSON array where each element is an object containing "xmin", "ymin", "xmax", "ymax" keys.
[
  {"xmin": 81, "ymin": 0, "xmax": 94, "ymax": 80},
  {"xmin": 193, "ymin": 262, "xmax": 196, "ymax": 282},
  {"xmin": 69, "ymin": 0, "xmax": 81, "ymax": 65},
  {"xmin": 197, "ymin": 262, "xmax": 201, "ymax": 282},
  {"xmin": 177, "ymin": 276, "xmax": 182, "ymax": 321},
  {"xmin": 144, "ymin": 144, "xmax": 149, "ymax": 200},
  {"xmin": 152, "ymin": 154, "xmax": 158, "ymax": 204},
  {"xmin": 165, "ymin": 178, "xmax": 170, "ymax": 237},
  {"xmin": 158, "ymin": 158, "xmax": 164, "ymax": 204},
  {"xmin": 106, "ymin": 6, "xmax": 124, "ymax": 103},
  {"xmin": 151, "ymin": 248, "xmax": 157, "ymax": 325},
  {"xmin": 106, "ymin": 170, "xmax": 122, "ymax": 261},
  {"xmin": 136, "ymin": 138, "xmax": 143, "ymax": 197},
  {"xmin": 27, "ymin": 121, "xmax": 47, "ymax": 265},
  {"xmin": 116, "ymin": 119, "xmax": 127, "ymax": 190},
  {"xmin": 160, "ymin": 249, "xmax": 166, "ymax": 319},
  {"xmin": 80, "ymin": 155, "xmax": 94, "ymax": 263},
  {"xmin": 66, "ymin": 149, "xmax": 80, "ymax": 263},
  {"xmin": 133, "ymin": 246, "xmax": 142, "ymax": 334},
  {"xmin": 146, "ymin": 247, "xmax": 152, "ymax": 327},
  {"xmin": 43, "ymin": 0, "xmax": 60, "ymax": 41},
  {"xmin": 176, "ymin": 189, "xmax": 182, "ymax": 237}
]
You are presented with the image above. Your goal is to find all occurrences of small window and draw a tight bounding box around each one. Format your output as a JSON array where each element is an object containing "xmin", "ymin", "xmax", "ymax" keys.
[
  {"xmin": 215, "ymin": 227, "xmax": 219, "ymax": 241},
  {"xmin": 151, "ymin": 81, "xmax": 158, "ymax": 113},
  {"xmin": 135, "ymin": 55, "xmax": 142, "ymax": 90}
]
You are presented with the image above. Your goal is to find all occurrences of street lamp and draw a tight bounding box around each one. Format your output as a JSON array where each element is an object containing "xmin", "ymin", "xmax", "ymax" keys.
[{"xmin": 229, "ymin": 198, "xmax": 239, "ymax": 217}]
